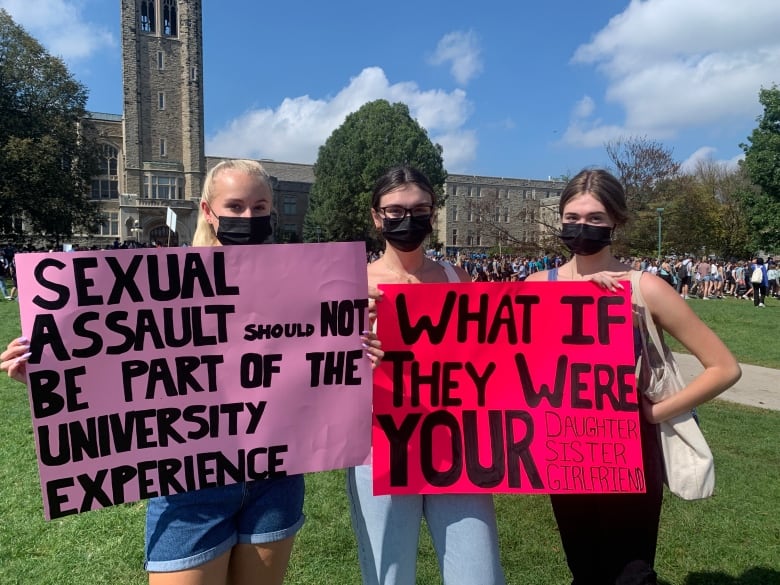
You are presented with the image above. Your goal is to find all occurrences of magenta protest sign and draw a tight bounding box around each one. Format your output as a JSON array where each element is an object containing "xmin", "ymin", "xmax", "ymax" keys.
[
  {"xmin": 15, "ymin": 242, "xmax": 372, "ymax": 519},
  {"xmin": 372, "ymin": 281, "xmax": 644, "ymax": 496}
]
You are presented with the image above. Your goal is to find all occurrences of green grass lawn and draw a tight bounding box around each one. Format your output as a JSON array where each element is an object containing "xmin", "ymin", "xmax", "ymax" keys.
[
  {"xmin": 0, "ymin": 299, "xmax": 778, "ymax": 584},
  {"xmin": 665, "ymin": 296, "xmax": 780, "ymax": 369}
]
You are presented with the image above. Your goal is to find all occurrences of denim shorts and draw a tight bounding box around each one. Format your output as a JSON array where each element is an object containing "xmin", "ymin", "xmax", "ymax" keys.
[{"xmin": 144, "ymin": 475, "xmax": 305, "ymax": 572}]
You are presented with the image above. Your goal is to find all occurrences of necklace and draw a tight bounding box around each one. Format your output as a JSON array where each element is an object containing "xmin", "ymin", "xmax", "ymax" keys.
[{"xmin": 386, "ymin": 258, "xmax": 428, "ymax": 283}]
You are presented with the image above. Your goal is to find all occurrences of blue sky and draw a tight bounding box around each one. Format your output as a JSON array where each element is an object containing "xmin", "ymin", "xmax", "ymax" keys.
[{"xmin": 2, "ymin": 0, "xmax": 778, "ymax": 179}]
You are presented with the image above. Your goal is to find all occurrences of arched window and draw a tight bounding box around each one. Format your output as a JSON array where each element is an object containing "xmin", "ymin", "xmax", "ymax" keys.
[
  {"xmin": 91, "ymin": 144, "xmax": 119, "ymax": 200},
  {"xmin": 141, "ymin": 0, "xmax": 156, "ymax": 33},
  {"xmin": 163, "ymin": 0, "xmax": 177, "ymax": 36}
]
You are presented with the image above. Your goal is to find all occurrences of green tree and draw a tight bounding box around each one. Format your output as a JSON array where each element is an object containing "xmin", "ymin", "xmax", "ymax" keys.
[
  {"xmin": 739, "ymin": 85, "xmax": 780, "ymax": 253},
  {"xmin": 655, "ymin": 175, "xmax": 720, "ymax": 257},
  {"xmin": 640, "ymin": 162, "xmax": 753, "ymax": 260},
  {"xmin": 604, "ymin": 136, "xmax": 680, "ymax": 256},
  {"xmin": 0, "ymin": 9, "xmax": 101, "ymax": 244},
  {"xmin": 605, "ymin": 136, "xmax": 680, "ymax": 212},
  {"xmin": 303, "ymin": 100, "xmax": 446, "ymax": 246}
]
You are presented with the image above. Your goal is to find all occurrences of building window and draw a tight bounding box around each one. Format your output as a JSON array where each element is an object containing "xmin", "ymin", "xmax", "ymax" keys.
[
  {"xmin": 91, "ymin": 179, "xmax": 119, "ymax": 200},
  {"xmin": 157, "ymin": 51, "xmax": 164, "ymax": 70},
  {"xmin": 91, "ymin": 179, "xmax": 119, "ymax": 199},
  {"xmin": 282, "ymin": 196, "xmax": 297, "ymax": 215},
  {"xmin": 451, "ymin": 229, "xmax": 457, "ymax": 246},
  {"xmin": 162, "ymin": 0, "xmax": 177, "ymax": 36},
  {"xmin": 141, "ymin": 0, "xmax": 156, "ymax": 33},
  {"xmin": 159, "ymin": 138, "xmax": 167, "ymax": 157},
  {"xmin": 451, "ymin": 205, "xmax": 458, "ymax": 222},
  {"xmin": 100, "ymin": 212, "xmax": 119, "ymax": 236},
  {"xmin": 158, "ymin": 92, "xmax": 165, "ymax": 110},
  {"xmin": 144, "ymin": 175, "xmax": 181, "ymax": 199},
  {"xmin": 494, "ymin": 207, "xmax": 500, "ymax": 222},
  {"xmin": 90, "ymin": 144, "xmax": 119, "ymax": 200},
  {"xmin": 190, "ymin": 66, "xmax": 198, "ymax": 81},
  {"xmin": 282, "ymin": 223, "xmax": 298, "ymax": 240}
]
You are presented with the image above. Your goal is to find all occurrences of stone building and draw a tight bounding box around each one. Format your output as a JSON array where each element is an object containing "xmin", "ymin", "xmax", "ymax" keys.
[
  {"xmin": 437, "ymin": 174, "xmax": 564, "ymax": 256},
  {"xmin": 83, "ymin": 0, "xmax": 562, "ymax": 252},
  {"xmin": 87, "ymin": 0, "xmax": 204, "ymax": 247}
]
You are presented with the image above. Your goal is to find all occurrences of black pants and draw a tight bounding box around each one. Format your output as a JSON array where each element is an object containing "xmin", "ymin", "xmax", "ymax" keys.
[
  {"xmin": 550, "ymin": 416, "xmax": 664, "ymax": 585},
  {"xmin": 753, "ymin": 283, "xmax": 766, "ymax": 306}
]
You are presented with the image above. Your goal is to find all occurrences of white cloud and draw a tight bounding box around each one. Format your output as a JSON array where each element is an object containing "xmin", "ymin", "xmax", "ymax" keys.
[
  {"xmin": 563, "ymin": 0, "xmax": 780, "ymax": 147},
  {"xmin": 572, "ymin": 96, "xmax": 596, "ymax": 120},
  {"xmin": 206, "ymin": 67, "xmax": 477, "ymax": 172},
  {"xmin": 680, "ymin": 146, "xmax": 743, "ymax": 174},
  {"xmin": 428, "ymin": 30, "xmax": 483, "ymax": 86},
  {"xmin": 562, "ymin": 95, "xmax": 624, "ymax": 147},
  {"xmin": 0, "ymin": 0, "xmax": 115, "ymax": 62}
]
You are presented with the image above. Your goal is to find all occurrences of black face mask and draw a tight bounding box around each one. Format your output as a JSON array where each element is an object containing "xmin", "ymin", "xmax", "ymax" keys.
[
  {"xmin": 559, "ymin": 223, "xmax": 613, "ymax": 256},
  {"xmin": 215, "ymin": 215, "xmax": 272, "ymax": 246},
  {"xmin": 382, "ymin": 215, "xmax": 432, "ymax": 253}
]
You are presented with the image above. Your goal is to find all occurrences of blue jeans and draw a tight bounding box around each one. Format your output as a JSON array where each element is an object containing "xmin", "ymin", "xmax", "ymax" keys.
[
  {"xmin": 145, "ymin": 476, "xmax": 305, "ymax": 572},
  {"xmin": 347, "ymin": 464, "xmax": 505, "ymax": 585}
]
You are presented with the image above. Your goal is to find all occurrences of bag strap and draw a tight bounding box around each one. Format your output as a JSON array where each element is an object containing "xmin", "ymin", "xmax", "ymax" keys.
[{"xmin": 630, "ymin": 270, "xmax": 666, "ymax": 354}]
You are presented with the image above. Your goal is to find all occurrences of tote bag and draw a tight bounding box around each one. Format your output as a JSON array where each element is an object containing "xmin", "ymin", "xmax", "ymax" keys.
[{"xmin": 630, "ymin": 270, "xmax": 715, "ymax": 500}]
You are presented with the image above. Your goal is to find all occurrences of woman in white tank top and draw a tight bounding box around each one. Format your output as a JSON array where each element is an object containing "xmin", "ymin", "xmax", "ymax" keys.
[{"xmin": 346, "ymin": 166, "xmax": 506, "ymax": 585}]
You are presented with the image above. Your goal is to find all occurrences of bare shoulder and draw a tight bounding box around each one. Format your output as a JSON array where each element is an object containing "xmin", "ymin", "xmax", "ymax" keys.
[
  {"xmin": 524, "ymin": 271, "xmax": 548, "ymax": 282},
  {"xmin": 451, "ymin": 264, "xmax": 471, "ymax": 283},
  {"xmin": 638, "ymin": 270, "xmax": 689, "ymax": 315}
]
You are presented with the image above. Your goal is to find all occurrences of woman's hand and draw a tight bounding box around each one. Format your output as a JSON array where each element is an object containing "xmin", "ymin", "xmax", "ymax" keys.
[
  {"xmin": 583, "ymin": 270, "xmax": 629, "ymax": 292},
  {"xmin": 0, "ymin": 336, "xmax": 31, "ymax": 384},
  {"xmin": 367, "ymin": 286, "xmax": 383, "ymax": 330},
  {"xmin": 361, "ymin": 331, "xmax": 384, "ymax": 369}
]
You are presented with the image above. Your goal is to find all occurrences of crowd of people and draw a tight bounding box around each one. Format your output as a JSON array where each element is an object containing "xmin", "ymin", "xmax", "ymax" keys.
[
  {"xmin": 0, "ymin": 165, "xmax": 750, "ymax": 585},
  {"xmin": 400, "ymin": 251, "xmax": 779, "ymax": 309}
]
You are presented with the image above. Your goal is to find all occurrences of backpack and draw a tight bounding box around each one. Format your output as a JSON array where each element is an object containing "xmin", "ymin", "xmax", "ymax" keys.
[{"xmin": 750, "ymin": 266, "xmax": 763, "ymax": 284}]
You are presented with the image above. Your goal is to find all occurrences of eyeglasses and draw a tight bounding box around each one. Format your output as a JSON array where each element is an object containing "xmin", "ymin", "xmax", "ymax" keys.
[{"xmin": 378, "ymin": 205, "xmax": 433, "ymax": 219}]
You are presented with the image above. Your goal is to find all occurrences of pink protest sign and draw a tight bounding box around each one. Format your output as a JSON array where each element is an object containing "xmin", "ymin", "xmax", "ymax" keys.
[
  {"xmin": 15, "ymin": 242, "xmax": 372, "ymax": 519},
  {"xmin": 373, "ymin": 281, "xmax": 644, "ymax": 495}
]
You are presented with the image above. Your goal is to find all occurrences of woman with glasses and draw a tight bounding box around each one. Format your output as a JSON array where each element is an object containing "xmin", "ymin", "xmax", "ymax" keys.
[{"xmin": 347, "ymin": 166, "xmax": 506, "ymax": 585}]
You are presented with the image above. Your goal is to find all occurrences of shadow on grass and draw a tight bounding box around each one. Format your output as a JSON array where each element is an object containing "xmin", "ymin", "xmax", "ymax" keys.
[{"xmin": 682, "ymin": 567, "xmax": 780, "ymax": 585}]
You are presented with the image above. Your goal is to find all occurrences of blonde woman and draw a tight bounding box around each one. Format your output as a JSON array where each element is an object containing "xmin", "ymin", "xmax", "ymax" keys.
[{"xmin": 2, "ymin": 159, "xmax": 383, "ymax": 585}]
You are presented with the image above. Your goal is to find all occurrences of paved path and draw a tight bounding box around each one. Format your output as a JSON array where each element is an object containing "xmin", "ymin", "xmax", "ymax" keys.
[{"xmin": 674, "ymin": 353, "xmax": 779, "ymax": 411}]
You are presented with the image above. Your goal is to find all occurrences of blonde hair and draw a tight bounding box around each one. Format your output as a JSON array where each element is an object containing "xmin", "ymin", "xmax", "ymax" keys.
[{"xmin": 192, "ymin": 159, "xmax": 273, "ymax": 247}]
